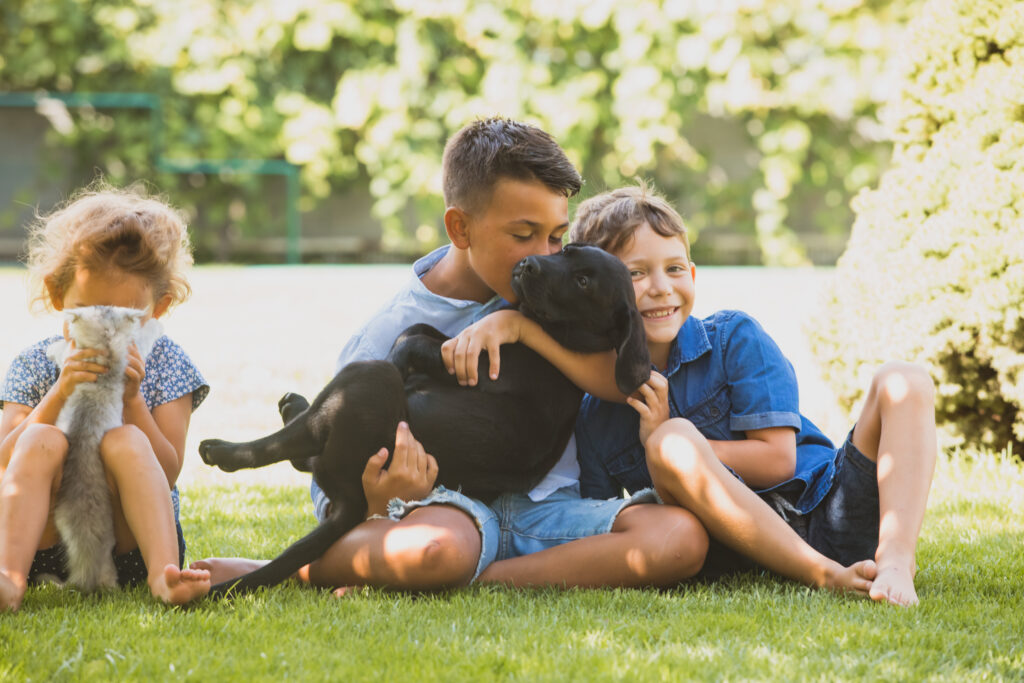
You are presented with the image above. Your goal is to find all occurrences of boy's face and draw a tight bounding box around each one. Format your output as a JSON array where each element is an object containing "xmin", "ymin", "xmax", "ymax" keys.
[
  {"xmin": 461, "ymin": 178, "xmax": 569, "ymax": 303},
  {"xmin": 612, "ymin": 223, "xmax": 696, "ymax": 365}
]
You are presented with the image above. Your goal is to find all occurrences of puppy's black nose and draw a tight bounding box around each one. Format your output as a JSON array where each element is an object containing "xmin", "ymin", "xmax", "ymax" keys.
[{"xmin": 514, "ymin": 257, "xmax": 538, "ymax": 277}]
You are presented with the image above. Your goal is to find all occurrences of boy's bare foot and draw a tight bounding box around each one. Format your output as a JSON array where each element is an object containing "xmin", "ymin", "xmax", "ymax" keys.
[
  {"xmin": 331, "ymin": 585, "xmax": 369, "ymax": 599},
  {"xmin": 189, "ymin": 557, "xmax": 268, "ymax": 585},
  {"xmin": 868, "ymin": 565, "xmax": 918, "ymax": 606},
  {"xmin": 0, "ymin": 572, "xmax": 26, "ymax": 612},
  {"xmin": 823, "ymin": 559, "xmax": 877, "ymax": 597},
  {"xmin": 150, "ymin": 564, "xmax": 211, "ymax": 605}
]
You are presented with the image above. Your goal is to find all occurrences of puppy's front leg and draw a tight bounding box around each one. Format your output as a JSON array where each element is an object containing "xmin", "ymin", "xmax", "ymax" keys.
[{"xmin": 199, "ymin": 406, "xmax": 320, "ymax": 472}]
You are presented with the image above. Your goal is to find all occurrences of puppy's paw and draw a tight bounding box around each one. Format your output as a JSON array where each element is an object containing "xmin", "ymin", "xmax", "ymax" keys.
[
  {"xmin": 199, "ymin": 439, "xmax": 243, "ymax": 471},
  {"xmin": 278, "ymin": 392, "xmax": 310, "ymax": 424}
]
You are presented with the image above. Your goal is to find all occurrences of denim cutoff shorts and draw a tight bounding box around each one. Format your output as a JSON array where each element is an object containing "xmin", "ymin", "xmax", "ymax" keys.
[
  {"xmin": 792, "ymin": 427, "xmax": 881, "ymax": 567},
  {"xmin": 698, "ymin": 427, "xmax": 881, "ymax": 578},
  {"xmin": 311, "ymin": 479, "xmax": 655, "ymax": 581}
]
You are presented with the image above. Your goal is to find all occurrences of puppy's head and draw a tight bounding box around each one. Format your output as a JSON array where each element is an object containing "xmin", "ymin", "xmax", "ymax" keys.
[{"xmin": 511, "ymin": 244, "xmax": 650, "ymax": 394}]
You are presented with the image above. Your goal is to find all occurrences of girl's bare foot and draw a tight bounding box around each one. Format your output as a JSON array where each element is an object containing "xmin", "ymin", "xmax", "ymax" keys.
[
  {"xmin": 150, "ymin": 564, "xmax": 211, "ymax": 605},
  {"xmin": 868, "ymin": 564, "xmax": 919, "ymax": 606},
  {"xmin": 189, "ymin": 557, "xmax": 268, "ymax": 585},
  {"xmin": 823, "ymin": 559, "xmax": 877, "ymax": 597},
  {"xmin": 0, "ymin": 572, "xmax": 26, "ymax": 612}
]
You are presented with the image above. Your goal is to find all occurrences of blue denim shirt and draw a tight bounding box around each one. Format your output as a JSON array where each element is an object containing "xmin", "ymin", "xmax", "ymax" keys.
[{"xmin": 575, "ymin": 310, "xmax": 837, "ymax": 514}]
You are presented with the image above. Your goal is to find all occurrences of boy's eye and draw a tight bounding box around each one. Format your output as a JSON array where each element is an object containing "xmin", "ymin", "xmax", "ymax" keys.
[
  {"xmin": 629, "ymin": 270, "xmax": 644, "ymax": 278},
  {"xmin": 549, "ymin": 233, "xmax": 566, "ymax": 245},
  {"xmin": 511, "ymin": 234, "xmax": 531, "ymax": 242}
]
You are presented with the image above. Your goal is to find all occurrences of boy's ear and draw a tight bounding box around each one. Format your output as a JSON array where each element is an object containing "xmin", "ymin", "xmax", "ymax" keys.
[
  {"xmin": 444, "ymin": 207, "xmax": 471, "ymax": 249},
  {"xmin": 152, "ymin": 293, "xmax": 173, "ymax": 320}
]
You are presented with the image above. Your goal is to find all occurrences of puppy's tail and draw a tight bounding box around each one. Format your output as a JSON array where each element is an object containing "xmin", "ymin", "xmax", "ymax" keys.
[{"xmin": 208, "ymin": 508, "xmax": 358, "ymax": 598}]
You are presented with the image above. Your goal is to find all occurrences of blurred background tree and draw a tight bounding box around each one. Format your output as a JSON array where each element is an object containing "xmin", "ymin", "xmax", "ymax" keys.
[
  {"xmin": 1, "ymin": 0, "xmax": 918, "ymax": 264},
  {"xmin": 811, "ymin": 0, "xmax": 1024, "ymax": 454}
]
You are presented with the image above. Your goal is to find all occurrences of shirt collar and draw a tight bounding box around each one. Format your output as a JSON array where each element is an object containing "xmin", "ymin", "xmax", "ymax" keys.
[
  {"xmin": 411, "ymin": 244, "xmax": 506, "ymax": 310},
  {"xmin": 662, "ymin": 315, "xmax": 712, "ymax": 377}
]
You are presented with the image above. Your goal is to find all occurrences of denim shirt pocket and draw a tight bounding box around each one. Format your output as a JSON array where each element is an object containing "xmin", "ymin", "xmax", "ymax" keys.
[
  {"xmin": 678, "ymin": 384, "xmax": 732, "ymax": 439},
  {"xmin": 604, "ymin": 442, "xmax": 653, "ymax": 495}
]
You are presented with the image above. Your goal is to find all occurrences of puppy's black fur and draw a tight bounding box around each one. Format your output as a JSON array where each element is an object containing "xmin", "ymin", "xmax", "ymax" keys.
[{"xmin": 199, "ymin": 244, "xmax": 649, "ymax": 596}]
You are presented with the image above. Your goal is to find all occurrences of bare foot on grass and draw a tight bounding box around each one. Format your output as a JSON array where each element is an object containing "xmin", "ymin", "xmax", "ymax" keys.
[
  {"xmin": 331, "ymin": 585, "xmax": 370, "ymax": 599},
  {"xmin": 189, "ymin": 557, "xmax": 268, "ymax": 585},
  {"xmin": 0, "ymin": 572, "xmax": 25, "ymax": 612},
  {"xmin": 150, "ymin": 565, "xmax": 211, "ymax": 605},
  {"xmin": 868, "ymin": 565, "xmax": 918, "ymax": 606},
  {"xmin": 824, "ymin": 559, "xmax": 877, "ymax": 597}
]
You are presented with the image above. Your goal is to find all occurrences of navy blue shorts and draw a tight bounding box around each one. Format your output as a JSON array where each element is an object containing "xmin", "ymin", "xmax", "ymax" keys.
[
  {"xmin": 698, "ymin": 430, "xmax": 880, "ymax": 578},
  {"xmin": 28, "ymin": 521, "xmax": 187, "ymax": 587}
]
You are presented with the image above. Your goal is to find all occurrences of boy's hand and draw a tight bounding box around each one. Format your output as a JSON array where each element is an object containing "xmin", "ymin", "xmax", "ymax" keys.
[
  {"xmin": 123, "ymin": 343, "xmax": 146, "ymax": 404},
  {"xmin": 362, "ymin": 421, "xmax": 438, "ymax": 517},
  {"xmin": 441, "ymin": 310, "xmax": 526, "ymax": 386},
  {"xmin": 55, "ymin": 341, "xmax": 109, "ymax": 401},
  {"xmin": 627, "ymin": 371, "xmax": 671, "ymax": 447}
]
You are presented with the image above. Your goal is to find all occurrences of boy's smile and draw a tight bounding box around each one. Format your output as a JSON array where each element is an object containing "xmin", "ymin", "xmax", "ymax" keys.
[{"xmin": 612, "ymin": 223, "xmax": 696, "ymax": 369}]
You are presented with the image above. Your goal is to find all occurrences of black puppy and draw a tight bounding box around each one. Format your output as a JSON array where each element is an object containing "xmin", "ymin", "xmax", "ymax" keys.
[{"xmin": 199, "ymin": 244, "xmax": 649, "ymax": 595}]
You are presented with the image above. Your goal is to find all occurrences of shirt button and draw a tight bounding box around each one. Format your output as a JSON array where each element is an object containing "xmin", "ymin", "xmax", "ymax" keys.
[{"xmin": 709, "ymin": 406, "xmax": 720, "ymax": 418}]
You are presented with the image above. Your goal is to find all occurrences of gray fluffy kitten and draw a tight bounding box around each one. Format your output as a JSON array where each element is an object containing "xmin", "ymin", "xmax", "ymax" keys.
[{"xmin": 46, "ymin": 306, "xmax": 163, "ymax": 591}]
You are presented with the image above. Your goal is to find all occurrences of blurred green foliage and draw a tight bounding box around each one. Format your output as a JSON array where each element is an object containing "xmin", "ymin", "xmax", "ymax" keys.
[
  {"xmin": 1, "ymin": 0, "xmax": 917, "ymax": 263},
  {"xmin": 811, "ymin": 0, "xmax": 1024, "ymax": 453}
]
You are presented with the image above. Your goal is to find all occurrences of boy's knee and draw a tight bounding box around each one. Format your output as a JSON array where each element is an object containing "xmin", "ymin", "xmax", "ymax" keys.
[
  {"xmin": 380, "ymin": 516, "xmax": 480, "ymax": 588},
  {"xmin": 874, "ymin": 361, "xmax": 935, "ymax": 409},
  {"xmin": 617, "ymin": 504, "xmax": 709, "ymax": 583},
  {"xmin": 646, "ymin": 418, "xmax": 712, "ymax": 479}
]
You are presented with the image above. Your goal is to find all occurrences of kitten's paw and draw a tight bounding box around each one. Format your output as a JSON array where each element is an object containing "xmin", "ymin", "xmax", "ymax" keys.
[{"xmin": 278, "ymin": 392, "xmax": 310, "ymax": 424}]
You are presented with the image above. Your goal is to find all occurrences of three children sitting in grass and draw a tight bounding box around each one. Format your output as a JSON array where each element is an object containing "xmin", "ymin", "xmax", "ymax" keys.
[{"xmin": 0, "ymin": 117, "xmax": 936, "ymax": 612}]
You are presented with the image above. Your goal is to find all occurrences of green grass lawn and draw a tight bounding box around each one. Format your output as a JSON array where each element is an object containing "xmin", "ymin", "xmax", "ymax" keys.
[
  {"xmin": 2, "ymin": 449, "xmax": 1022, "ymax": 681},
  {"xmin": 2, "ymin": 266, "xmax": 1022, "ymax": 680}
]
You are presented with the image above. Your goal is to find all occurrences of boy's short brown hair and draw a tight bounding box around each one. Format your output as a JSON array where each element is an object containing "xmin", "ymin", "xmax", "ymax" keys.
[
  {"xmin": 442, "ymin": 117, "xmax": 582, "ymax": 214},
  {"xmin": 570, "ymin": 183, "xmax": 691, "ymax": 260}
]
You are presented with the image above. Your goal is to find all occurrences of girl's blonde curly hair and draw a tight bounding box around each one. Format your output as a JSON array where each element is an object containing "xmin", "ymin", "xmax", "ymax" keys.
[{"xmin": 25, "ymin": 184, "xmax": 194, "ymax": 313}]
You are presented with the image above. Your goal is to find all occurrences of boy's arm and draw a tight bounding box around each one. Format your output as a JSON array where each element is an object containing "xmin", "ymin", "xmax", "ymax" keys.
[
  {"xmin": 707, "ymin": 426, "xmax": 797, "ymax": 489},
  {"xmin": 442, "ymin": 310, "xmax": 625, "ymax": 401}
]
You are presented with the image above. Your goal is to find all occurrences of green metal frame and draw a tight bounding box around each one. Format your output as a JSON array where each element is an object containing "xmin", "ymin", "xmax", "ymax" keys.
[{"xmin": 0, "ymin": 92, "xmax": 302, "ymax": 263}]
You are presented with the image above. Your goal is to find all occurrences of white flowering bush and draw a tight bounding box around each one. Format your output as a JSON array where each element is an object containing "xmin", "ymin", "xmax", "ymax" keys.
[{"xmin": 811, "ymin": 0, "xmax": 1024, "ymax": 453}]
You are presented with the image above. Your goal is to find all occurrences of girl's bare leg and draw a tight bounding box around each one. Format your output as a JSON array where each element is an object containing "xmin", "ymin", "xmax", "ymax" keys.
[
  {"xmin": 101, "ymin": 426, "xmax": 209, "ymax": 605},
  {"xmin": 645, "ymin": 418, "xmax": 875, "ymax": 595},
  {"xmin": 850, "ymin": 362, "xmax": 937, "ymax": 606},
  {"xmin": 0, "ymin": 425, "xmax": 68, "ymax": 611}
]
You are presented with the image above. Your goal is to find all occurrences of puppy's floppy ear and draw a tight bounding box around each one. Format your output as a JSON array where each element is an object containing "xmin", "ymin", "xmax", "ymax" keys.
[{"xmin": 612, "ymin": 301, "xmax": 651, "ymax": 395}]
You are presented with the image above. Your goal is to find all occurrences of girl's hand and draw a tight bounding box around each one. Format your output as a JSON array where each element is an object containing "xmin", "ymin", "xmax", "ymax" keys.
[
  {"xmin": 55, "ymin": 341, "xmax": 109, "ymax": 400},
  {"xmin": 441, "ymin": 310, "xmax": 526, "ymax": 386},
  {"xmin": 123, "ymin": 342, "xmax": 145, "ymax": 404},
  {"xmin": 626, "ymin": 371, "xmax": 671, "ymax": 447},
  {"xmin": 362, "ymin": 422, "xmax": 438, "ymax": 517}
]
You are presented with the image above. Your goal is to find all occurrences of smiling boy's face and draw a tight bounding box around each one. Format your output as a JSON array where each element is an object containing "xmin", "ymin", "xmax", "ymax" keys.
[
  {"xmin": 459, "ymin": 177, "xmax": 569, "ymax": 303},
  {"xmin": 612, "ymin": 222, "xmax": 696, "ymax": 369}
]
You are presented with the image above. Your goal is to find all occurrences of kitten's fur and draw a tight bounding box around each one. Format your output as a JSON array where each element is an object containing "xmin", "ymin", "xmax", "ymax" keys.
[{"xmin": 46, "ymin": 306, "xmax": 163, "ymax": 591}]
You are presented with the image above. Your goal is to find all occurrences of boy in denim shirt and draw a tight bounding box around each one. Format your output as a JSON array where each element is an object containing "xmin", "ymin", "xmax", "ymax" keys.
[{"xmin": 570, "ymin": 185, "xmax": 937, "ymax": 606}]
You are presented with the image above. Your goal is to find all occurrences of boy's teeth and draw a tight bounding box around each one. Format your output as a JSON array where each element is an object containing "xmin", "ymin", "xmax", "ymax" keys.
[{"xmin": 643, "ymin": 309, "xmax": 675, "ymax": 319}]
